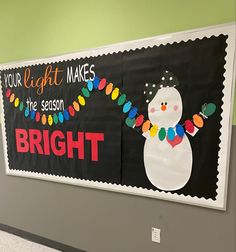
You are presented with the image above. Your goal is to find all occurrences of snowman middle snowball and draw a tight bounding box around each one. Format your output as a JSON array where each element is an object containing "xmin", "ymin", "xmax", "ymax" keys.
[{"xmin": 143, "ymin": 73, "xmax": 193, "ymax": 191}]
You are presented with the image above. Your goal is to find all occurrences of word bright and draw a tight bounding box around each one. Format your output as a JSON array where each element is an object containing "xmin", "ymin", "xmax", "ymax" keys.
[{"xmin": 15, "ymin": 129, "xmax": 104, "ymax": 161}]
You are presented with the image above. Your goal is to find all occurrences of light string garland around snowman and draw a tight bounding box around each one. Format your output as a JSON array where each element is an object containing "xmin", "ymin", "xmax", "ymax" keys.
[{"xmin": 2, "ymin": 70, "xmax": 216, "ymax": 144}]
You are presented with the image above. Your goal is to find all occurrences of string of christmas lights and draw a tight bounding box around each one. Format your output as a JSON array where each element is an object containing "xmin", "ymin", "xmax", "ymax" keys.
[{"xmin": 2, "ymin": 76, "xmax": 216, "ymax": 141}]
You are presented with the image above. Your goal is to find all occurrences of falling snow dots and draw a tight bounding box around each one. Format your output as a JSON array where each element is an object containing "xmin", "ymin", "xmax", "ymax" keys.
[
  {"xmin": 78, "ymin": 95, "xmax": 86, "ymax": 106},
  {"xmin": 123, "ymin": 101, "xmax": 132, "ymax": 113},
  {"xmin": 159, "ymin": 70, "xmax": 179, "ymax": 87},
  {"xmin": 111, "ymin": 87, "xmax": 119, "ymax": 100},
  {"xmin": 105, "ymin": 83, "xmax": 113, "ymax": 95},
  {"xmin": 144, "ymin": 81, "xmax": 158, "ymax": 103}
]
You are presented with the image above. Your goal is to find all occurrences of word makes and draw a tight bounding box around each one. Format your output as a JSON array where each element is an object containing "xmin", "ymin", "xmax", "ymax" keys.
[
  {"xmin": 24, "ymin": 65, "xmax": 63, "ymax": 95},
  {"xmin": 67, "ymin": 63, "xmax": 95, "ymax": 83},
  {"xmin": 3, "ymin": 72, "xmax": 22, "ymax": 88},
  {"xmin": 15, "ymin": 129, "xmax": 104, "ymax": 161}
]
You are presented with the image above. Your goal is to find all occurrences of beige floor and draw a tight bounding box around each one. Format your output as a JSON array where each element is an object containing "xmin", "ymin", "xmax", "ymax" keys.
[{"xmin": 0, "ymin": 230, "xmax": 59, "ymax": 252}]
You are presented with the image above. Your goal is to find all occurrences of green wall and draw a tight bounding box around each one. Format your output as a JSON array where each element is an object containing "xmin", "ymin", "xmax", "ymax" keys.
[
  {"xmin": 0, "ymin": 2, "xmax": 235, "ymax": 252},
  {"xmin": 0, "ymin": 0, "xmax": 235, "ymax": 123}
]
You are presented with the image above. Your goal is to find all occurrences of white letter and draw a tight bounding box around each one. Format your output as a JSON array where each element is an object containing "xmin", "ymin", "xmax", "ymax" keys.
[
  {"xmin": 67, "ymin": 66, "xmax": 75, "ymax": 83},
  {"xmin": 89, "ymin": 64, "xmax": 95, "ymax": 81}
]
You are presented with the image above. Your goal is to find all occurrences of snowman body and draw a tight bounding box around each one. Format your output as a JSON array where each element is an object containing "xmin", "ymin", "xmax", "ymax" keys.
[{"xmin": 143, "ymin": 86, "xmax": 193, "ymax": 191}]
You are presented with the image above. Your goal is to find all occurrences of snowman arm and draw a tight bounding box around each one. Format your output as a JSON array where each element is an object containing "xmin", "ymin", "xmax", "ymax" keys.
[{"xmin": 184, "ymin": 103, "xmax": 217, "ymax": 137}]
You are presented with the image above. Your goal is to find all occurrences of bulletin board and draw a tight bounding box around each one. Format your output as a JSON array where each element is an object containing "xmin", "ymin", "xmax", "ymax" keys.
[{"xmin": 0, "ymin": 23, "xmax": 235, "ymax": 210}]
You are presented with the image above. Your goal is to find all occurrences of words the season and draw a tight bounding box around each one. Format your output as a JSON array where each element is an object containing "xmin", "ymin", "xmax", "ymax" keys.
[{"xmin": 15, "ymin": 129, "xmax": 104, "ymax": 161}]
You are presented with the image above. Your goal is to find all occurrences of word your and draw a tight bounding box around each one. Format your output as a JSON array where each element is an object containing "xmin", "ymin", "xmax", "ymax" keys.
[
  {"xmin": 3, "ymin": 72, "xmax": 22, "ymax": 88},
  {"xmin": 24, "ymin": 65, "xmax": 63, "ymax": 95},
  {"xmin": 15, "ymin": 129, "xmax": 104, "ymax": 161},
  {"xmin": 67, "ymin": 63, "xmax": 95, "ymax": 83}
]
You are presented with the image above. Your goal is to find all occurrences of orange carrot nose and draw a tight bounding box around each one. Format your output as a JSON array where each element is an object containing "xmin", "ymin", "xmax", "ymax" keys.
[{"xmin": 161, "ymin": 104, "xmax": 167, "ymax": 111}]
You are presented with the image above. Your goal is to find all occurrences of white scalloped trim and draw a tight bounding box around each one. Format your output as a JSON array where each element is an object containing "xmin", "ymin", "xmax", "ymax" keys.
[{"xmin": 0, "ymin": 22, "xmax": 235, "ymax": 210}]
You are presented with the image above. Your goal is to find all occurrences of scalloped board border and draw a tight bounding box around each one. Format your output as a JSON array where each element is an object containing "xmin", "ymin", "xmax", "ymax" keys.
[{"xmin": 0, "ymin": 23, "xmax": 235, "ymax": 210}]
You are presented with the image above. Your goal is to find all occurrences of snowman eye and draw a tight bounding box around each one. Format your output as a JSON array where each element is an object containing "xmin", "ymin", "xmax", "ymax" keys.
[
  {"xmin": 165, "ymin": 102, "xmax": 167, "ymax": 105},
  {"xmin": 161, "ymin": 102, "xmax": 164, "ymax": 105}
]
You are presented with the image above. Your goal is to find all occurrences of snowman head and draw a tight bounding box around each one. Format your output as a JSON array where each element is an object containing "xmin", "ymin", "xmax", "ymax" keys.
[{"xmin": 144, "ymin": 71, "xmax": 183, "ymax": 128}]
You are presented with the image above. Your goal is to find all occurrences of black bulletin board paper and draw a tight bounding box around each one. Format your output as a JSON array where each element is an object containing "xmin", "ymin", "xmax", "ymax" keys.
[{"xmin": 0, "ymin": 24, "xmax": 235, "ymax": 210}]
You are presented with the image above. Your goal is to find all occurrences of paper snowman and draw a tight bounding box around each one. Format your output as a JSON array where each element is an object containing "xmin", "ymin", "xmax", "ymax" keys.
[{"xmin": 143, "ymin": 71, "xmax": 192, "ymax": 191}]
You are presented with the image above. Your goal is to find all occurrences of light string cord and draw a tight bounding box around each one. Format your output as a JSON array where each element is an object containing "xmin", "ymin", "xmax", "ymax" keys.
[{"xmin": 0, "ymin": 76, "xmax": 216, "ymax": 140}]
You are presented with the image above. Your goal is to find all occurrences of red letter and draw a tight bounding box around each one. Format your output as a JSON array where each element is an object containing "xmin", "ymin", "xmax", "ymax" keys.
[
  {"xmin": 85, "ymin": 133, "xmax": 104, "ymax": 161},
  {"xmin": 67, "ymin": 132, "xmax": 84, "ymax": 159},
  {"xmin": 43, "ymin": 130, "xmax": 50, "ymax": 155},
  {"xmin": 29, "ymin": 129, "xmax": 43, "ymax": 154},
  {"xmin": 50, "ymin": 130, "xmax": 66, "ymax": 156},
  {"xmin": 15, "ymin": 129, "xmax": 29, "ymax": 153}
]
